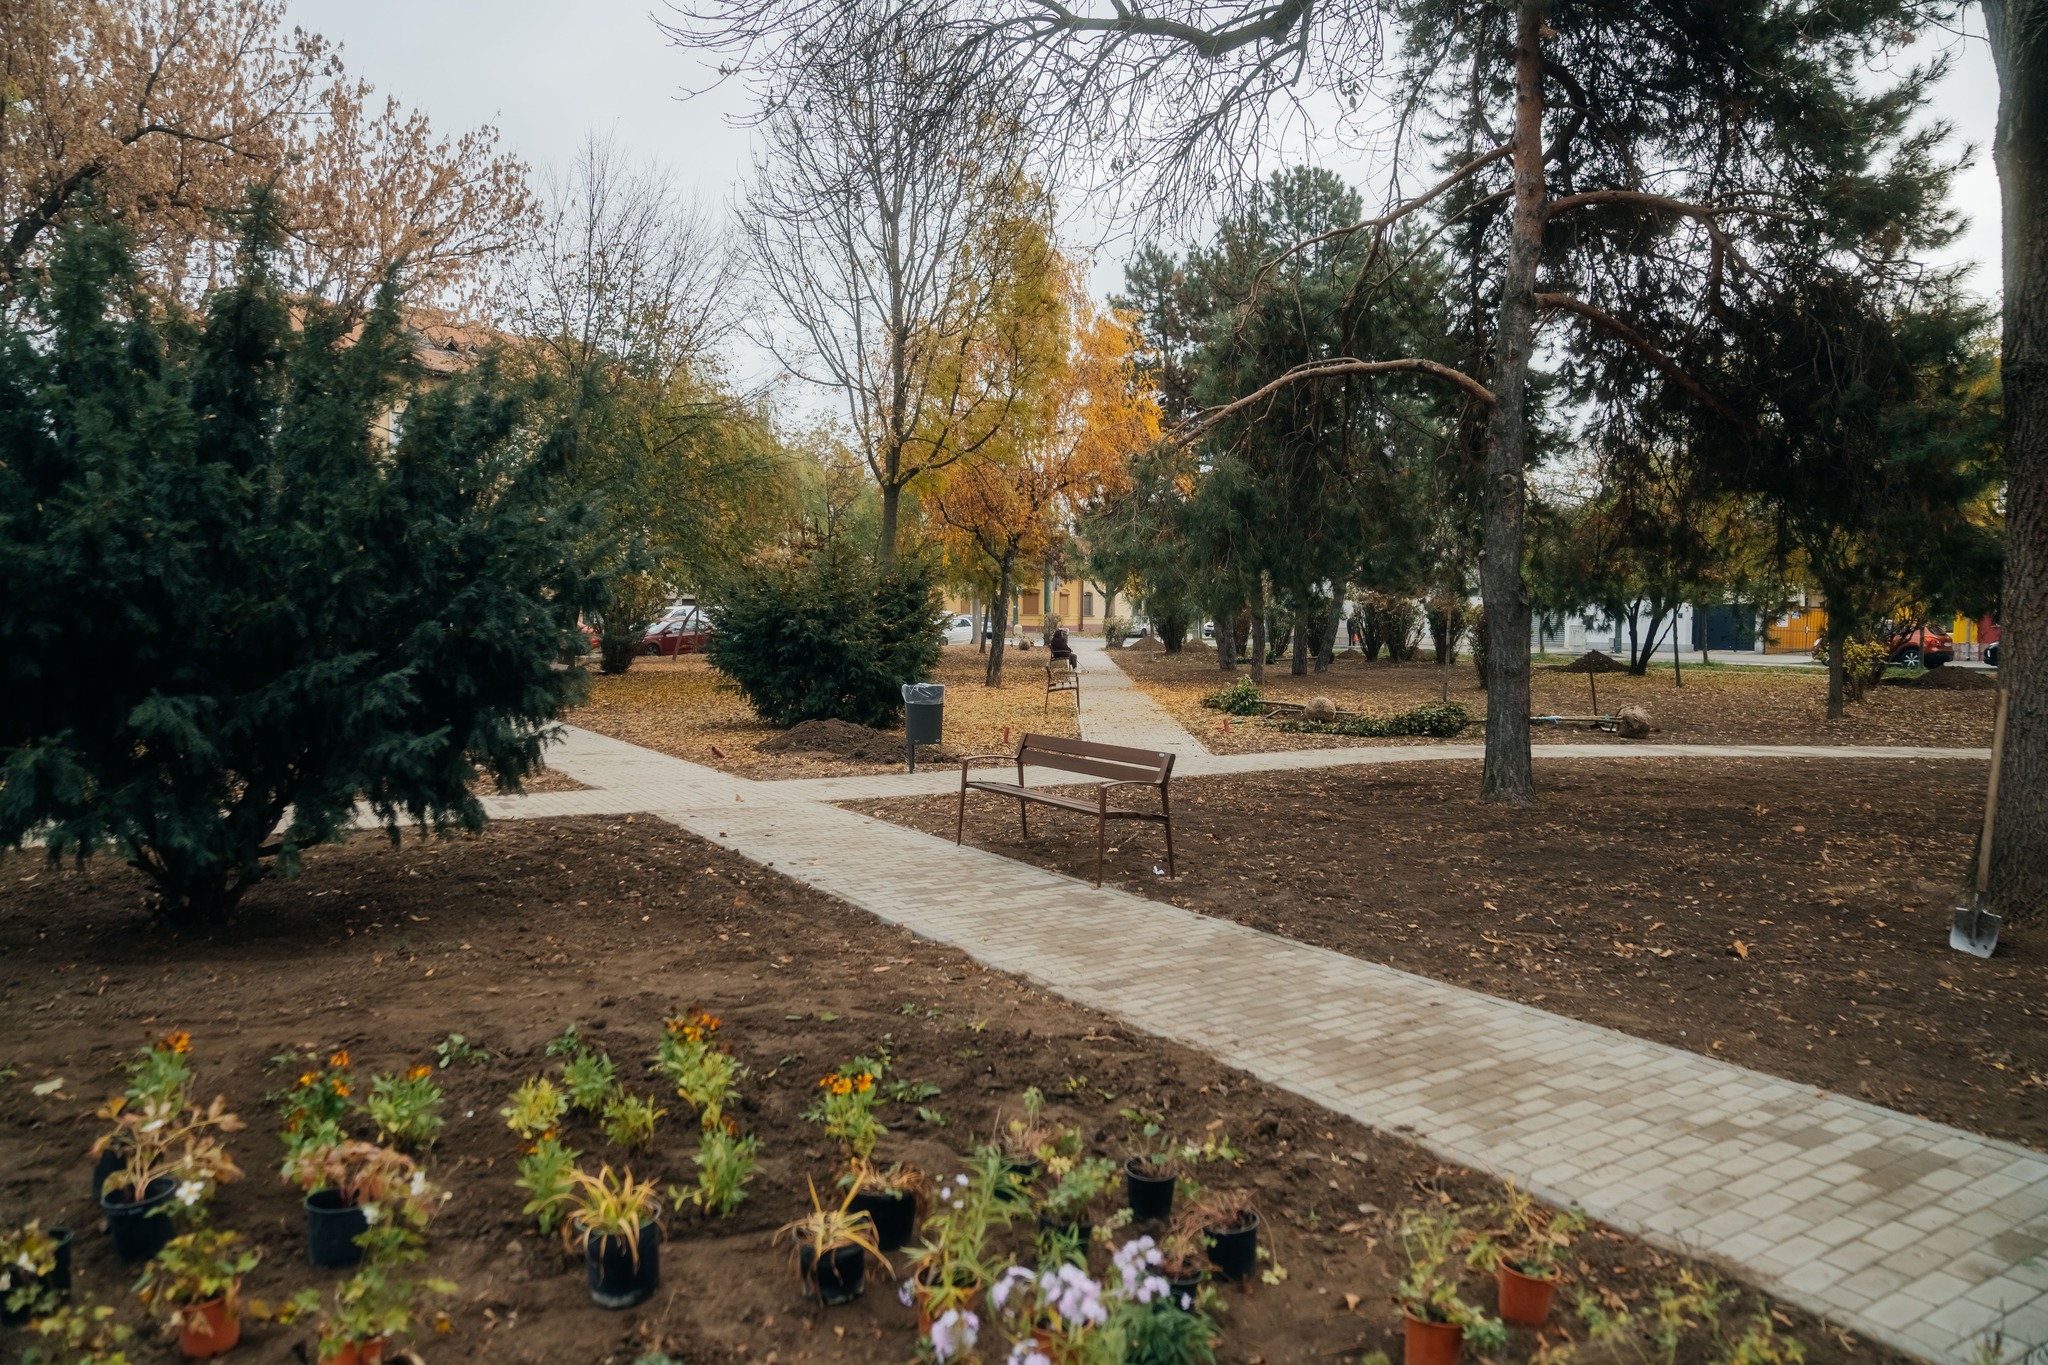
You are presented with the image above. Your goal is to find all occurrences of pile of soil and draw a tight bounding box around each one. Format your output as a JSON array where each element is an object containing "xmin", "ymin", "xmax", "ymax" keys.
[
  {"xmin": 0, "ymin": 819, "xmax": 1895, "ymax": 1365},
  {"xmin": 1555, "ymin": 649, "xmax": 1628, "ymax": 673},
  {"xmin": 873, "ymin": 755, "xmax": 2047, "ymax": 1150},
  {"xmin": 756, "ymin": 717, "xmax": 957, "ymax": 765},
  {"xmin": 1886, "ymin": 667, "xmax": 1996, "ymax": 691}
]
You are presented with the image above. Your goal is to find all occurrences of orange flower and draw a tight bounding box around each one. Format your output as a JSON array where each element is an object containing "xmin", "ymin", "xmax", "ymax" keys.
[
  {"xmin": 161, "ymin": 1030, "xmax": 191, "ymax": 1055},
  {"xmin": 332, "ymin": 1081, "xmax": 351, "ymax": 1098},
  {"xmin": 328, "ymin": 1050, "xmax": 350, "ymax": 1069},
  {"xmin": 830, "ymin": 1077, "xmax": 853, "ymax": 1097},
  {"xmin": 818, "ymin": 1074, "xmax": 837, "ymax": 1089},
  {"xmin": 406, "ymin": 1064, "xmax": 432, "ymax": 1081},
  {"xmin": 852, "ymin": 1073, "xmax": 874, "ymax": 1093},
  {"xmin": 298, "ymin": 1072, "xmax": 318, "ymax": 1089}
]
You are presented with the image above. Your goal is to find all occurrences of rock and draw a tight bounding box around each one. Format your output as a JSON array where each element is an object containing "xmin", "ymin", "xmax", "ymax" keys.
[
  {"xmin": 1616, "ymin": 705, "xmax": 1653, "ymax": 739},
  {"xmin": 1304, "ymin": 696, "xmax": 1338, "ymax": 721}
]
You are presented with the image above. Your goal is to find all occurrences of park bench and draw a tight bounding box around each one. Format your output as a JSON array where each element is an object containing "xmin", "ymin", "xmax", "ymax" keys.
[
  {"xmin": 1045, "ymin": 655, "xmax": 1081, "ymax": 716},
  {"xmin": 956, "ymin": 733, "xmax": 1177, "ymax": 887}
]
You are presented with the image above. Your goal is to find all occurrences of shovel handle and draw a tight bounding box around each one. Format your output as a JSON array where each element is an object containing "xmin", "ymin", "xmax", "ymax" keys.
[{"xmin": 1976, "ymin": 689, "xmax": 2010, "ymax": 896}]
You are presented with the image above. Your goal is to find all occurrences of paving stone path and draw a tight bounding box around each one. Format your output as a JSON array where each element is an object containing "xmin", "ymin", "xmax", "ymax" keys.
[{"xmin": 463, "ymin": 649, "xmax": 2031, "ymax": 1365}]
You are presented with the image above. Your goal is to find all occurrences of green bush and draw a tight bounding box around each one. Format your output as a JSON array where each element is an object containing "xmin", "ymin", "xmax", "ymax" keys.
[
  {"xmin": 1201, "ymin": 677, "xmax": 1265, "ymax": 715},
  {"xmin": 1269, "ymin": 702, "xmax": 1472, "ymax": 738},
  {"xmin": 705, "ymin": 555, "xmax": 944, "ymax": 729}
]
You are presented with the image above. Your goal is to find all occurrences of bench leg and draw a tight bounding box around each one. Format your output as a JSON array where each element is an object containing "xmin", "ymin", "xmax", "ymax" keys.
[
  {"xmin": 1095, "ymin": 815, "xmax": 1106, "ymax": 887},
  {"xmin": 1161, "ymin": 790, "xmax": 1176, "ymax": 879},
  {"xmin": 956, "ymin": 786, "xmax": 967, "ymax": 847},
  {"xmin": 1019, "ymin": 796, "xmax": 1029, "ymax": 840}
]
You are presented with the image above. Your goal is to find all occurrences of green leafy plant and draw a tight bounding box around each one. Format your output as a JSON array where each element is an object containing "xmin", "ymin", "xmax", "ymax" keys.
[
  {"xmin": 434, "ymin": 1034, "xmax": 491, "ymax": 1068},
  {"xmin": 16, "ymin": 1302, "xmax": 135, "ymax": 1364},
  {"xmin": 1269, "ymin": 702, "xmax": 1472, "ymax": 738},
  {"xmin": 366, "ymin": 1066, "xmax": 445, "ymax": 1149},
  {"xmin": 804, "ymin": 1058, "xmax": 885, "ymax": 1163},
  {"xmin": 543, "ymin": 1025, "xmax": 586, "ymax": 1059},
  {"xmin": 600, "ymin": 1090, "xmax": 665, "ymax": 1152},
  {"xmin": 132, "ymin": 1222, "xmax": 259, "ymax": 1343},
  {"xmin": 679, "ymin": 1126, "xmax": 760, "ymax": 1217},
  {"xmin": 2, "ymin": 1220, "xmax": 70, "ymax": 1322},
  {"xmin": 1718, "ymin": 1315, "xmax": 1807, "ymax": 1365},
  {"xmin": 654, "ymin": 1011, "xmax": 746, "ymax": 1130},
  {"xmin": 1201, "ymin": 676, "xmax": 1264, "ymax": 715},
  {"xmin": 1040, "ymin": 1155, "xmax": 1119, "ymax": 1222},
  {"xmin": 1396, "ymin": 1209, "xmax": 1507, "ymax": 1349},
  {"xmin": 560, "ymin": 1048, "xmax": 619, "ymax": 1114},
  {"xmin": 500, "ymin": 1077, "xmax": 568, "ymax": 1141},
  {"xmin": 704, "ymin": 553, "xmax": 946, "ymax": 728},
  {"xmin": 776, "ymin": 1178, "xmax": 889, "ymax": 1290},
  {"xmin": 903, "ymin": 1145, "xmax": 1023, "ymax": 1325},
  {"xmin": 1578, "ymin": 1269, "xmax": 1734, "ymax": 1365},
  {"xmin": 270, "ymin": 1048, "xmax": 357, "ymax": 1160},
  {"xmin": 515, "ymin": 1136, "xmax": 580, "ymax": 1236},
  {"xmin": 290, "ymin": 1224, "xmax": 455, "ymax": 1363},
  {"xmin": 1466, "ymin": 1181, "xmax": 1586, "ymax": 1280}
]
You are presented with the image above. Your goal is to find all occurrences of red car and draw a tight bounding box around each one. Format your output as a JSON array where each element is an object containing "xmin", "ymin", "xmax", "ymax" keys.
[
  {"xmin": 1884, "ymin": 624, "xmax": 1953, "ymax": 669},
  {"xmin": 641, "ymin": 609, "xmax": 712, "ymax": 657}
]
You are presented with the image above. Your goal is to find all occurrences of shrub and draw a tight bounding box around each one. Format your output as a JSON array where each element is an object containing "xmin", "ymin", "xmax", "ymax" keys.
[
  {"xmin": 1102, "ymin": 614, "xmax": 1131, "ymax": 648},
  {"xmin": 1840, "ymin": 638, "xmax": 1890, "ymax": 702},
  {"xmin": 1202, "ymin": 677, "xmax": 1265, "ymax": 715},
  {"xmin": 1269, "ymin": 703, "xmax": 1472, "ymax": 739},
  {"xmin": 705, "ymin": 555, "xmax": 944, "ymax": 729},
  {"xmin": 0, "ymin": 206, "xmax": 591, "ymax": 924}
]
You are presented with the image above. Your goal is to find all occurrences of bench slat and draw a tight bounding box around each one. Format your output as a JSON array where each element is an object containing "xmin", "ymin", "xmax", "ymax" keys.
[
  {"xmin": 1017, "ymin": 752, "xmax": 1165, "ymax": 784},
  {"xmin": 964, "ymin": 781, "xmax": 1168, "ymax": 818}
]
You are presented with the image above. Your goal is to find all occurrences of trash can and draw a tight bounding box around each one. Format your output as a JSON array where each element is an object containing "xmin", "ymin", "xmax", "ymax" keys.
[{"xmin": 902, "ymin": 683, "xmax": 944, "ymax": 771}]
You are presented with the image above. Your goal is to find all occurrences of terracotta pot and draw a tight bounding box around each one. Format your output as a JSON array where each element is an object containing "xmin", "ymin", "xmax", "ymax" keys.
[
  {"xmin": 321, "ymin": 1338, "xmax": 388, "ymax": 1365},
  {"xmin": 1403, "ymin": 1314, "xmax": 1465, "ymax": 1365},
  {"xmin": 177, "ymin": 1298, "xmax": 241, "ymax": 1359},
  {"xmin": 1498, "ymin": 1263, "xmax": 1558, "ymax": 1327},
  {"xmin": 913, "ymin": 1267, "xmax": 982, "ymax": 1333}
]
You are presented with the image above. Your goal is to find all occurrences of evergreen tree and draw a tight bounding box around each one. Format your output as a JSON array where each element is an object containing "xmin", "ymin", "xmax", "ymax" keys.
[{"xmin": 0, "ymin": 203, "xmax": 592, "ymax": 922}]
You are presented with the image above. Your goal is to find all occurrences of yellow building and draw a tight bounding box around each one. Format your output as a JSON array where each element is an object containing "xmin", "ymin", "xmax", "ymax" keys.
[{"xmin": 944, "ymin": 574, "xmax": 1122, "ymax": 638}]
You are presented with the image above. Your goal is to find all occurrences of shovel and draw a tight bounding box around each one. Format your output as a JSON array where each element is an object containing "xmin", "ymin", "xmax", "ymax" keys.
[{"xmin": 1951, "ymin": 687, "xmax": 2010, "ymax": 958}]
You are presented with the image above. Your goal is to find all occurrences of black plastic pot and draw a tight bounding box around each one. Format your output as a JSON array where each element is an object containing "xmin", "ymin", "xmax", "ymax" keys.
[
  {"xmin": 1164, "ymin": 1271, "xmax": 1205, "ymax": 1311},
  {"xmin": 849, "ymin": 1188, "xmax": 917, "ymax": 1252},
  {"xmin": 586, "ymin": 1222, "xmax": 661, "ymax": 1309},
  {"xmin": 1204, "ymin": 1212, "xmax": 1260, "ymax": 1283},
  {"xmin": 799, "ymin": 1242, "xmax": 867, "ymax": 1306},
  {"xmin": 90, "ymin": 1145, "xmax": 128, "ymax": 1202},
  {"xmin": 305, "ymin": 1190, "xmax": 369, "ymax": 1268},
  {"xmin": 0, "ymin": 1226, "xmax": 72, "ymax": 1326},
  {"xmin": 1125, "ymin": 1158, "xmax": 1176, "ymax": 1222},
  {"xmin": 101, "ymin": 1178, "xmax": 176, "ymax": 1264},
  {"xmin": 1036, "ymin": 1213, "xmax": 1092, "ymax": 1264},
  {"xmin": 998, "ymin": 1157, "xmax": 1039, "ymax": 1203}
]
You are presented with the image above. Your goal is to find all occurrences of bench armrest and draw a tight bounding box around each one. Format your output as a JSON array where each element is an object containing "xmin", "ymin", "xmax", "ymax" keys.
[{"xmin": 957, "ymin": 752, "xmax": 1015, "ymax": 768}]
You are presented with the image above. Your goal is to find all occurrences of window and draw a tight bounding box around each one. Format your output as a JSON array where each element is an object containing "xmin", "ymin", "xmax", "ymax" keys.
[{"xmin": 1082, "ymin": 591, "xmax": 1095, "ymax": 618}]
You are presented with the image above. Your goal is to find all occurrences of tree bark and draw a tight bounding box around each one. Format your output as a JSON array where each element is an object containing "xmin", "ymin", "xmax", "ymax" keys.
[
  {"xmin": 878, "ymin": 481, "xmax": 901, "ymax": 568},
  {"xmin": 1316, "ymin": 595, "xmax": 1342, "ymax": 671},
  {"xmin": 1216, "ymin": 611, "xmax": 1238, "ymax": 670},
  {"xmin": 1985, "ymin": 0, "xmax": 2048, "ymax": 923},
  {"xmin": 1825, "ymin": 614, "xmax": 1847, "ymax": 721},
  {"xmin": 1290, "ymin": 619, "xmax": 1309, "ymax": 674},
  {"xmin": 1479, "ymin": 1, "xmax": 1546, "ymax": 806},
  {"xmin": 1250, "ymin": 578, "xmax": 1268, "ymax": 684},
  {"xmin": 986, "ymin": 562, "xmax": 1013, "ymax": 686}
]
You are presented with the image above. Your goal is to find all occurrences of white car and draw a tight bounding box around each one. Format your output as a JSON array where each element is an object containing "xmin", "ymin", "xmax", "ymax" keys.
[{"xmin": 942, "ymin": 614, "xmax": 976, "ymax": 645}]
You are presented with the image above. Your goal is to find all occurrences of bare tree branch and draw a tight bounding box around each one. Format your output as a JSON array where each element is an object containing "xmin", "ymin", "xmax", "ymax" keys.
[
  {"xmin": 1533, "ymin": 291, "xmax": 1756, "ymax": 436},
  {"xmin": 1175, "ymin": 356, "xmax": 1495, "ymax": 445}
]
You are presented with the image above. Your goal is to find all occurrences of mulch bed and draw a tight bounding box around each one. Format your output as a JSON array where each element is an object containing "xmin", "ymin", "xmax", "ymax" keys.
[
  {"xmin": 867, "ymin": 756, "xmax": 2048, "ymax": 1152},
  {"xmin": 0, "ymin": 819, "xmax": 1901, "ymax": 1365}
]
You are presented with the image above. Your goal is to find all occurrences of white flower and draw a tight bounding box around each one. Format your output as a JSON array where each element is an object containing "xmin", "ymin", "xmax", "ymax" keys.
[
  {"xmin": 175, "ymin": 1180, "xmax": 205, "ymax": 1206},
  {"xmin": 954, "ymin": 1174, "xmax": 968, "ymax": 1186},
  {"xmin": 1, "ymin": 1270, "xmax": 13, "ymax": 1291},
  {"xmin": 897, "ymin": 1279, "xmax": 915, "ymax": 1308},
  {"xmin": 359, "ymin": 1202, "xmax": 382, "ymax": 1225},
  {"xmin": 409, "ymin": 1170, "xmax": 428, "ymax": 1197},
  {"xmin": 930, "ymin": 1308, "xmax": 979, "ymax": 1361}
]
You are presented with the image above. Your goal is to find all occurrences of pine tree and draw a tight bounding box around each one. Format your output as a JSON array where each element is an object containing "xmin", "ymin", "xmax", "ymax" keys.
[{"xmin": 0, "ymin": 201, "xmax": 592, "ymax": 923}]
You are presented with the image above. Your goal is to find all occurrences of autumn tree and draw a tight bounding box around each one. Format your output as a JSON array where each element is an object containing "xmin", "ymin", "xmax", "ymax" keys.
[
  {"xmin": 1, "ymin": 0, "xmax": 533, "ymax": 314},
  {"xmin": 935, "ymin": 250, "xmax": 1159, "ymax": 685},
  {"xmin": 731, "ymin": 5, "xmax": 1040, "ymax": 565}
]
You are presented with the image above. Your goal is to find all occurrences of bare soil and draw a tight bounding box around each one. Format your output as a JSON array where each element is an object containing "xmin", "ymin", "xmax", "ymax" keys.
[
  {"xmin": 0, "ymin": 820, "xmax": 1905, "ymax": 1365},
  {"xmin": 1112, "ymin": 644, "xmax": 2000, "ymax": 754},
  {"xmin": 868, "ymin": 756, "xmax": 2048, "ymax": 1152}
]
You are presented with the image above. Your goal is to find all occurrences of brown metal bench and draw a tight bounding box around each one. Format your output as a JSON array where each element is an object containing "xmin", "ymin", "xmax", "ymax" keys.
[
  {"xmin": 1044, "ymin": 656, "xmax": 1080, "ymax": 716},
  {"xmin": 956, "ymin": 733, "xmax": 1176, "ymax": 886}
]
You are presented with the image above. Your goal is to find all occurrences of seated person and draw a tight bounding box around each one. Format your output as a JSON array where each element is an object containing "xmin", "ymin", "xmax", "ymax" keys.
[{"xmin": 1047, "ymin": 626, "xmax": 1075, "ymax": 665}]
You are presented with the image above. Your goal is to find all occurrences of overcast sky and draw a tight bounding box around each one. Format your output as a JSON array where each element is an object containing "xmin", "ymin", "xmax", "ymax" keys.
[{"xmin": 288, "ymin": 0, "xmax": 2007, "ymax": 348}]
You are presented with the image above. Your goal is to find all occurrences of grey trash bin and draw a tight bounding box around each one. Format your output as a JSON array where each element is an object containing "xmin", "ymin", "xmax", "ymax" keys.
[{"xmin": 902, "ymin": 683, "xmax": 944, "ymax": 770}]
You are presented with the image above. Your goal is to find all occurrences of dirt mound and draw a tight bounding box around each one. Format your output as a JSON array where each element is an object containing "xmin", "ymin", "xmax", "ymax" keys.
[
  {"xmin": 756, "ymin": 717, "xmax": 957, "ymax": 764},
  {"xmin": 1886, "ymin": 666, "xmax": 1995, "ymax": 691},
  {"xmin": 1556, "ymin": 649, "xmax": 1627, "ymax": 674}
]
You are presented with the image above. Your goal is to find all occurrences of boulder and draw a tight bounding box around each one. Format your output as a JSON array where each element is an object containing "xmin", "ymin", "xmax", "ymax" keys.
[{"xmin": 1615, "ymin": 705, "xmax": 1653, "ymax": 740}]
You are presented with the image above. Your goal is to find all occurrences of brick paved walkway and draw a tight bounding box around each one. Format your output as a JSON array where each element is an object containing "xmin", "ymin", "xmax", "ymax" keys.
[{"xmin": 471, "ymin": 695, "xmax": 2030, "ymax": 1365}]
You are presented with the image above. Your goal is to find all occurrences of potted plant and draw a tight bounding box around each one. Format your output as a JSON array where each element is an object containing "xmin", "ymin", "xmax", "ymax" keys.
[
  {"xmin": 565, "ymin": 1164, "xmax": 663, "ymax": 1309},
  {"xmin": 778, "ymin": 1179, "xmax": 888, "ymax": 1306},
  {"xmin": 902, "ymin": 1146, "xmax": 1019, "ymax": 1331},
  {"xmin": 271, "ymin": 1050, "xmax": 357, "ymax": 1162},
  {"xmin": 1465, "ymin": 1183, "xmax": 1586, "ymax": 1327},
  {"xmin": 283, "ymin": 1141, "xmax": 432, "ymax": 1269},
  {"xmin": 1154, "ymin": 1229, "xmax": 1207, "ymax": 1310},
  {"xmin": 999, "ymin": 1088, "xmax": 1062, "ymax": 1195},
  {"xmin": 18, "ymin": 1302, "xmax": 135, "ymax": 1362},
  {"xmin": 1037, "ymin": 1155, "xmax": 1119, "ymax": 1261},
  {"xmin": 365, "ymin": 1066, "xmax": 444, "ymax": 1151},
  {"xmin": 1179, "ymin": 1189, "xmax": 1260, "ymax": 1284},
  {"xmin": 845, "ymin": 1160, "xmax": 929, "ymax": 1252},
  {"xmin": 1396, "ymin": 1209, "xmax": 1507, "ymax": 1365},
  {"xmin": 93, "ymin": 1094, "xmax": 244, "ymax": 1264},
  {"xmin": 134, "ymin": 1223, "xmax": 259, "ymax": 1359},
  {"xmin": 90, "ymin": 1033, "xmax": 195, "ymax": 1198},
  {"xmin": 291, "ymin": 1224, "xmax": 455, "ymax": 1365},
  {"xmin": 1122, "ymin": 1113, "xmax": 1180, "ymax": 1223},
  {"xmin": 1, "ymin": 1219, "xmax": 74, "ymax": 1326}
]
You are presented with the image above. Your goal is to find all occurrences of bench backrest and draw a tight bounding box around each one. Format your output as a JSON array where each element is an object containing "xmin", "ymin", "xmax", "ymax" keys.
[{"xmin": 1017, "ymin": 732, "xmax": 1173, "ymax": 784}]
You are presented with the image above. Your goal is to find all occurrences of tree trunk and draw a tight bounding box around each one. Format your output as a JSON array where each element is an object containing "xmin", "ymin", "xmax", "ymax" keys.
[
  {"xmin": 1290, "ymin": 619, "xmax": 1308, "ymax": 675},
  {"xmin": 1216, "ymin": 612, "xmax": 1238, "ymax": 670},
  {"xmin": 986, "ymin": 563, "xmax": 1013, "ymax": 686},
  {"xmin": 1825, "ymin": 615, "xmax": 1848, "ymax": 721},
  {"xmin": 1478, "ymin": 0, "xmax": 1546, "ymax": 806},
  {"xmin": 1986, "ymin": 0, "xmax": 2048, "ymax": 924},
  {"xmin": 1316, "ymin": 596, "xmax": 1342, "ymax": 671},
  {"xmin": 1250, "ymin": 579, "xmax": 1268, "ymax": 684},
  {"xmin": 878, "ymin": 482, "xmax": 900, "ymax": 568}
]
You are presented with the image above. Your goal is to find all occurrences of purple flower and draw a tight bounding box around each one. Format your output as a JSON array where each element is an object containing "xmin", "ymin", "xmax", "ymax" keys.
[{"xmin": 930, "ymin": 1308, "xmax": 979, "ymax": 1361}]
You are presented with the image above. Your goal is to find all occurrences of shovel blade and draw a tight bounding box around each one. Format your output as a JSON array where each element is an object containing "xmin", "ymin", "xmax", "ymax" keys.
[{"xmin": 1950, "ymin": 905, "xmax": 2002, "ymax": 958}]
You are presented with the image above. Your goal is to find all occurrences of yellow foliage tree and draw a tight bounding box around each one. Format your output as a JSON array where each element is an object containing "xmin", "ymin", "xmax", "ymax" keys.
[{"xmin": 935, "ymin": 249, "xmax": 1161, "ymax": 686}]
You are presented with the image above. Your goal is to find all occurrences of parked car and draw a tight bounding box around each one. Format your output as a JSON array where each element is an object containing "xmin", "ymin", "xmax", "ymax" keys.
[
  {"xmin": 1985, "ymin": 640, "xmax": 2000, "ymax": 667},
  {"xmin": 942, "ymin": 614, "xmax": 976, "ymax": 645},
  {"xmin": 577, "ymin": 623, "xmax": 599, "ymax": 654},
  {"xmin": 1884, "ymin": 624, "xmax": 1953, "ymax": 669},
  {"xmin": 641, "ymin": 608, "xmax": 712, "ymax": 657}
]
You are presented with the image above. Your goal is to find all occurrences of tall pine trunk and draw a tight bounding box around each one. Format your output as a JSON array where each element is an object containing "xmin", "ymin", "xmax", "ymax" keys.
[
  {"xmin": 1250, "ymin": 578, "xmax": 1268, "ymax": 684},
  {"xmin": 1985, "ymin": 0, "xmax": 2048, "ymax": 922},
  {"xmin": 1216, "ymin": 612, "xmax": 1238, "ymax": 671},
  {"xmin": 1478, "ymin": 1, "xmax": 1545, "ymax": 806}
]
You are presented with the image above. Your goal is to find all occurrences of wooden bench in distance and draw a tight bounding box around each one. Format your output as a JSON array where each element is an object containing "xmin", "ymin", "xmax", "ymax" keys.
[
  {"xmin": 956, "ymin": 733, "xmax": 1176, "ymax": 887},
  {"xmin": 1044, "ymin": 656, "xmax": 1080, "ymax": 716}
]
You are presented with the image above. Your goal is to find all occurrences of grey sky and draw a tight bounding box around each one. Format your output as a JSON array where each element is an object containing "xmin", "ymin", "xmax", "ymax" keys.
[{"xmin": 288, "ymin": 0, "xmax": 2007, "ymax": 313}]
